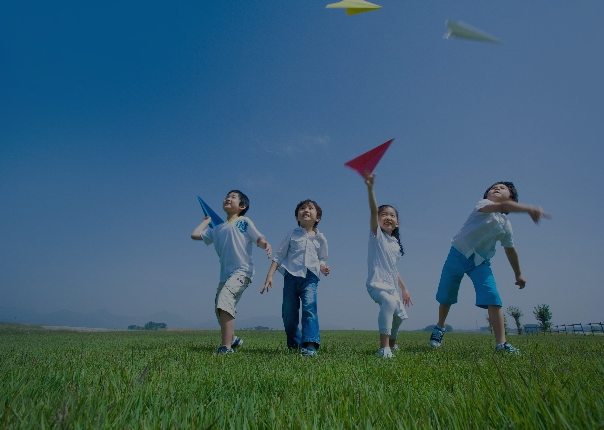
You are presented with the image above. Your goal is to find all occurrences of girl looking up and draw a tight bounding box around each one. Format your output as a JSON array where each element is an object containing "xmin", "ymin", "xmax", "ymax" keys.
[{"xmin": 364, "ymin": 172, "xmax": 413, "ymax": 358}]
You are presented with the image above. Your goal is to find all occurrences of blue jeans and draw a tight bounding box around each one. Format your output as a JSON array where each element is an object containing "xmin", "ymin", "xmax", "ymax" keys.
[{"xmin": 282, "ymin": 271, "xmax": 320, "ymax": 349}]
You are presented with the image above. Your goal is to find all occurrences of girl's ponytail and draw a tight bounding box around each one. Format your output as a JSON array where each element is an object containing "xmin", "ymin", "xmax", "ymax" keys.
[{"xmin": 392, "ymin": 226, "xmax": 405, "ymax": 257}]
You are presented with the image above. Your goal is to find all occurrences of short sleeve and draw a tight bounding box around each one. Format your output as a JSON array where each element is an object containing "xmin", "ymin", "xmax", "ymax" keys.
[
  {"xmin": 500, "ymin": 221, "xmax": 514, "ymax": 248},
  {"xmin": 200, "ymin": 226, "xmax": 214, "ymax": 245},
  {"xmin": 241, "ymin": 217, "xmax": 263, "ymax": 244},
  {"xmin": 475, "ymin": 199, "xmax": 494, "ymax": 212}
]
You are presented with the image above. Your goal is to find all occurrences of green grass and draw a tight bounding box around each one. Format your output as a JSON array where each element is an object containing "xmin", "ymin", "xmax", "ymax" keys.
[{"xmin": 1, "ymin": 323, "xmax": 603, "ymax": 429}]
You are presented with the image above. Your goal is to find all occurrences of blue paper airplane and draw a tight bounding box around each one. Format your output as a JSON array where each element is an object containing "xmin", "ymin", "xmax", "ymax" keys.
[{"xmin": 197, "ymin": 196, "xmax": 224, "ymax": 228}]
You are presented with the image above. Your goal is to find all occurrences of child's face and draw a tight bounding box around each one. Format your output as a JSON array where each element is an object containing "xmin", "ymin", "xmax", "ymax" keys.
[
  {"xmin": 486, "ymin": 184, "xmax": 512, "ymax": 202},
  {"xmin": 223, "ymin": 192, "xmax": 246, "ymax": 216},
  {"xmin": 296, "ymin": 203, "xmax": 320, "ymax": 229},
  {"xmin": 378, "ymin": 206, "xmax": 399, "ymax": 235}
]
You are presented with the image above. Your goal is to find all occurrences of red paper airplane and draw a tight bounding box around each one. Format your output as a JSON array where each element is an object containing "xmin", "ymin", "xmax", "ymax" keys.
[{"xmin": 344, "ymin": 139, "xmax": 394, "ymax": 178}]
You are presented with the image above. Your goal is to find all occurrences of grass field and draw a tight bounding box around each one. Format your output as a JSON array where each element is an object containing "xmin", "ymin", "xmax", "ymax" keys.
[{"xmin": 1, "ymin": 323, "xmax": 603, "ymax": 429}]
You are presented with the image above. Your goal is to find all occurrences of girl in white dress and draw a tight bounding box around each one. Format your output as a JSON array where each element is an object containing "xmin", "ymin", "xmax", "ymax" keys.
[{"xmin": 364, "ymin": 172, "xmax": 413, "ymax": 358}]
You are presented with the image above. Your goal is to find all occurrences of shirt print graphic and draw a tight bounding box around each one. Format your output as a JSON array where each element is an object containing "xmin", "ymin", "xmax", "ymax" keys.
[{"xmin": 236, "ymin": 219, "xmax": 248, "ymax": 234}]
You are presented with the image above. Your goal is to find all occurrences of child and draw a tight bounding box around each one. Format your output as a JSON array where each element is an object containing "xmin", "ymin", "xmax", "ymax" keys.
[
  {"xmin": 260, "ymin": 199, "xmax": 329, "ymax": 357},
  {"xmin": 364, "ymin": 172, "xmax": 413, "ymax": 358},
  {"xmin": 430, "ymin": 182, "xmax": 550, "ymax": 354},
  {"xmin": 191, "ymin": 190, "xmax": 272, "ymax": 354}
]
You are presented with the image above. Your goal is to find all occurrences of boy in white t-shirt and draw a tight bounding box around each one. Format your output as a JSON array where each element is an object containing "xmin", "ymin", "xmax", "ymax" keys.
[
  {"xmin": 430, "ymin": 182, "xmax": 550, "ymax": 354},
  {"xmin": 191, "ymin": 190, "xmax": 272, "ymax": 354}
]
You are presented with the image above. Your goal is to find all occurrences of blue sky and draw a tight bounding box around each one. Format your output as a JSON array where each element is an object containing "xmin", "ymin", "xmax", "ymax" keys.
[{"xmin": 1, "ymin": 1, "xmax": 603, "ymax": 330}]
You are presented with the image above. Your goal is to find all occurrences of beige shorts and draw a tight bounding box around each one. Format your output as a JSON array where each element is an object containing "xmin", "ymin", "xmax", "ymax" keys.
[{"xmin": 215, "ymin": 274, "xmax": 251, "ymax": 322}]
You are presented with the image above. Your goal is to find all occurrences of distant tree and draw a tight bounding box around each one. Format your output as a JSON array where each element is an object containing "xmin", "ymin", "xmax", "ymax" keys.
[
  {"xmin": 503, "ymin": 314, "xmax": 509, "ymax": 335},
  {"xmin": 485, "ymin": 314, "xmax": 493, "ymax": 334},
  {"xmin": 507, "ymin": 306, "xmax": 523, "ymax": 335},
  {"xmin": 533, "ymin": 304, "xmax": 552, "ymax": 332},
  {"xmin": 144, "ymin": 321, "xmax": 167, "ymax": 330}
]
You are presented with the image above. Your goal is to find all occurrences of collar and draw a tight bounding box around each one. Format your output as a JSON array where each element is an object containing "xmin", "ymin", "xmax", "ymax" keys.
[
  {"xmin": 226, "ymin": 216, "xmax": 240, "ymax": 223},
  {"xmin": 295, "ymin": 226, "xmax": 320, "ymax": 235}
]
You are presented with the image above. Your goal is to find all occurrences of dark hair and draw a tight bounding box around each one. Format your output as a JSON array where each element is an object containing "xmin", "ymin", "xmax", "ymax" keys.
[
  {"xmin": 378, "ymin": 205, "xmax": 405, "ymax": 257},
  {"xmin": 483, "ymin": 182, "xmax": 519, "ymax": 202},
  {"xmin": 226, "ymin": 190, "xmax": 250, "ymax": 216},
  {"xmin": 295, "ymin": 199, "xmax": 322, "ymax": 228}
]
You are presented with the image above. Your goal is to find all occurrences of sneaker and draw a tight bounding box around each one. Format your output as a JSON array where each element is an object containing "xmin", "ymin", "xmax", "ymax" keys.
[
  {"xmin": 231, "ymin": 336, "xmax": 243, "ymax": 350},
  {"xmin": 391, "ymin": 344, "xmax": 400, "ymax": 352},
  {"xmin": 301, "ymin": 346, "xmax": 318, "ymax": 357},
  {"xmin": 430, "ymin": 325, "xmax": 445, "ymax": 348},
  {"xmin": 495, "ymin": 342, "xmax": 520, "ymax": 355},
  {"xmin": 215, "ymin": 346, "xmax": 234, "ymax": 355},
  {"xmin": 376, "ymin": 347, "xmax": 393, "ymax": 358}
]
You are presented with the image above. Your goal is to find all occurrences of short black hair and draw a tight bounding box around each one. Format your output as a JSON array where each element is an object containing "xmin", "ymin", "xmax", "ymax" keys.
[
  {"xmin": 226, "ymin": 190, "xmax": 250, "ymax": 216},
  {"xmin": 295, "ymin": 199, "xmax": 322, "ymax": 228},
  {"xmin": 483, "ymin": 182, "xmax": 519, "ymax": 202}
]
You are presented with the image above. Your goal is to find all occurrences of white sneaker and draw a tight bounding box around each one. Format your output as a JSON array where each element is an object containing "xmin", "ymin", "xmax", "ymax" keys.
[
  {"xmin": 376, "ymin": 347, "xmax": 394, "ymax": 358},
  {"xmin": 391, "ymin": 344, "xmax": 400, "ymax": 352}
]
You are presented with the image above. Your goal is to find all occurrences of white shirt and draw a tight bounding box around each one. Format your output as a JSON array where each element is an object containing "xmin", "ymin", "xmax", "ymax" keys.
[
  {"xmin": 200, "ymin": 216, "xmax": 264, "ymax": 282},
  {"xmin": 451, "ymin": 199, "xmax": 514, "ymax": 266},
  {"xmin": 367, "ymin": 228, "xmax": 402, "ymax": 289},
  {"xmin": 272, "ymin": 227, "xmax": 328, "ymax": 278}
]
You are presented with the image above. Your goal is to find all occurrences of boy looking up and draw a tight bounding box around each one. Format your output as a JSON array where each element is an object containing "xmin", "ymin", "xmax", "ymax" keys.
[
  {"xmin": 430, "ymin": 182, "xmax": 549, "ymax": 354},
  {"xmin": 192, "ymin": 190, "xmax": 272, "ymax": 354}
]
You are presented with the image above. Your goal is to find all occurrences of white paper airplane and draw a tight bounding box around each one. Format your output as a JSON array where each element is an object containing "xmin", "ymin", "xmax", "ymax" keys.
[
  {"xmin": 326, "ymin": 0, "xmax": 382, "ymax": 16},
  {"xmin": 445, "ymin": 20, "xmax": 504, "ymax": 44}
]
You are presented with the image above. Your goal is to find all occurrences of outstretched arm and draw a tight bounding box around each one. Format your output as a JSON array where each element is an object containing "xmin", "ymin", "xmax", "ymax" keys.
[
  {"xmin": 261, "ymin": 261, "xmax": 280, "ymax": 294},
  {"xmin": 478, "ymin": 201, "xmax": 551, "ymax": 224},
  {"xmin": 364, "ymin": 171, "xmax": 379, "ymax": 235},
  {"xmin": 257, "ymin": 237, "xmax": 272, "ymax": 258},
  {"xmin": 398, "ymin": 272, "xmax": 413, "ymax": 306},
  {"xmin": 191, "ymin": 217, "xmax": 212, "ymax": 240},
  {"xmin": 504, "ymin": 247, "xmax": 526, "ymax": 289}
]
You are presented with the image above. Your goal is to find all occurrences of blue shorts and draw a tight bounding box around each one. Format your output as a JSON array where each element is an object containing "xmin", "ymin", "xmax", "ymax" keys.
[{"xmin": 436, "ymin": 247, "xmax": 501, "ymax": 309}]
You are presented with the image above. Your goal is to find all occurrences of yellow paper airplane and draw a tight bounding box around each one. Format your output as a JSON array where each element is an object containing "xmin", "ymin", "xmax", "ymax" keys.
[
  {"xmin": 445, "ymin": 20, "xmax": 504, "ymax": 44},
  {"xmin": 326, "ymin": 0, "xmax": 382, "ymax": 16}
]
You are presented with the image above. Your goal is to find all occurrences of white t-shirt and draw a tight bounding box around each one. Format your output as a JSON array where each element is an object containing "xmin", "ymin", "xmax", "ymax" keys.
[
  {"xmin": 366, "ymin": 228, "xmax": 402, "ymax": 290},
  {"xmin": 200, "ymin": 216, "xmax": 264, "ymax": 282},
  {"xmin": 451, "ymin": 199, "xmax": 514, "ymax": 266},
  {"xmin": 272, "ymin": 227, "xmax": 328, "ymax": 278}
]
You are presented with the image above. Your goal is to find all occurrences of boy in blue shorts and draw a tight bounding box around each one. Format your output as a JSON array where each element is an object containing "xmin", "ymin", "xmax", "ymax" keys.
[
  {"xmin": 191, "ymin": 190, "xmax": 272, "ymax": 354},
  {"xmin": 260, "ymin": 199, "xmax": 329, "ymax": 357},
  {"xmin": 430, "ymin": 182, "xmax": 550, "ymax": 354}
]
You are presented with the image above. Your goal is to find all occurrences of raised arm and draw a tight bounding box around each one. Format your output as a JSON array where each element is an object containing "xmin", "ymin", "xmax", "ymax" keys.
[
  {"xmin": 478, "ymin": 201, "xmax": 551, "ymax": 224},
  {"xmin": 504, "ymin": 247, "xmax": 526, "ymax": 289},
  {"xmin": 191, "ymin": 217, "xmax": 212, "ymax": 240},
  {"xmin": 364, "ymin": 171, "xmax": 379, "ymax": 235}
]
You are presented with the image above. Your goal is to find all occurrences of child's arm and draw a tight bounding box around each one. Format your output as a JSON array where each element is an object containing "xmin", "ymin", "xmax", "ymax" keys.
[
  {"xmin": 260, "ymin": 261, "xmax": 280, "ymax": 294},
  {"xmin": 257, "ymin": 237, "xmax": 272, "ymax": 258},
  {"xmin": 191, "ymin": 217, "xmax": 212, "ymax": 240},
  {"xmin": 504, "ymin": 247, "xmax": 526, "ymax": 289},
  {"xmin": 478, "ymin": 201, "xmax": 551, "ymax": 224},
  {"xmin": 364, "ymin": 172, "xmax": 379, "ymax": 235},
  {"xmin": 397, "ymin": 272, "xmax": 413, "ymax": 306},
  {"xmin": 317, "ymin": 235, "xmax": 330, "ymax": 276}
]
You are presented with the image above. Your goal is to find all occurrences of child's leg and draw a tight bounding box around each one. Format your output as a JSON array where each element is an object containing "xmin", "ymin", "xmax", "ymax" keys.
[
  {"xmin": 438, "ymin": 304, "xmax": 451, "ymax": 328},
  {"xmin": 219, "ymin": 309, "xmax": 235, "ymax": 347},
  {"xmin": 488, "ymin": 306, "xmax": 506, "ymax": 344},
  {"xmin": 299, "ymin": 272, "xmax": 320, "ymax": 349},
  {"xmin": 389, "ymin": 313, "xmax": 404, "ymax": 347},
  {"xmin": 215, "ymin": 275, "xmax": 250, "ymax": 348},
  {"xmin": 376, "ymin": 291, "xmax": 398, "ymax": 348},
  {"xmin": 282, "ymin": 273, "xmax": 302, "ymax": 349}
]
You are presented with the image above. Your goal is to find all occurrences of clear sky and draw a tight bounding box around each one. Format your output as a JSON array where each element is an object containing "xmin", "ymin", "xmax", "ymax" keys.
[{"xmin": 1, "ymin": 1, "xmax": 603, "ymax": 330}]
